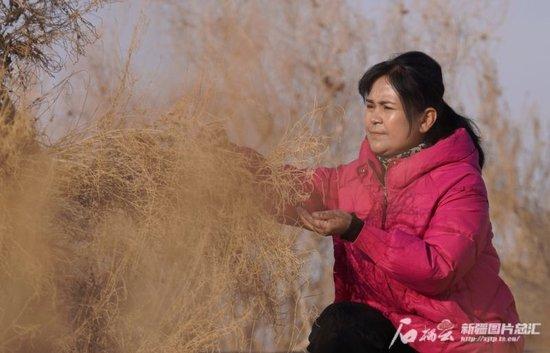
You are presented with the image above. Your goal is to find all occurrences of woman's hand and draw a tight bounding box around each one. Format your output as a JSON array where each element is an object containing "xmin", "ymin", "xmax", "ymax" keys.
[{"xmin": 296, "ymin": 206, "xmax": 352, "ymax": 236}]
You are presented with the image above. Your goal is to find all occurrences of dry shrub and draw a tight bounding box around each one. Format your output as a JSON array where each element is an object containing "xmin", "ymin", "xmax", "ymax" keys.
[
  {"xmin": 475, "ymin": 54, "xmax": 550, "ymax": 351},
  {"xmin": 0, "ymin": 87, "xmax": 325, "ymax": 352},
  {"xmin": 0, "ymin": 111, "xmax": 68, "ymax": 352}
]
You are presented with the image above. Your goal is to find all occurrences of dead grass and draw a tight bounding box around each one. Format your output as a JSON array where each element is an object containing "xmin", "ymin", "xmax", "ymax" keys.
[{"xmin": 0, "ymin": 88, "xmax": 327, "ymax": 352}]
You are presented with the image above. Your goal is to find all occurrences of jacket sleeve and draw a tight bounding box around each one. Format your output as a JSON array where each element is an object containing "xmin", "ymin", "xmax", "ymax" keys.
[{"xmin": 346, "ymin": 173, "xmax": 490, "ymax": 297}]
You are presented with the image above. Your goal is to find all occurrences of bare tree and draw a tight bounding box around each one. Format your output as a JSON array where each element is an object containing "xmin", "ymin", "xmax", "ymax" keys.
[{"xmin": 0, "ymin": 0, "xmax": 107, "ymax": 122}]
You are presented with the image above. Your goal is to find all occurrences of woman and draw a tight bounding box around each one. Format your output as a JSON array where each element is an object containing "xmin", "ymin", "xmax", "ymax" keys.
[
  {"xmin": 297, "ymin": 52, "xmax": 523, "ymax": 353},
  {"xmin": 239, "ymin": 51, "xmax": 523, "ymax": 352}
]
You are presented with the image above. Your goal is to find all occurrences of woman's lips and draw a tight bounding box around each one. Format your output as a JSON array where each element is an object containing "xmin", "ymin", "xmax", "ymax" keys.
[{"xmin": 368, "ymin": 131, "xmax": 386, "ymax": 136}]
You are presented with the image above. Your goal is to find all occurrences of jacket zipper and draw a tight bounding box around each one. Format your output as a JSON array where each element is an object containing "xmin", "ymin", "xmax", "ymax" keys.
[
  {"xmin": 381, "ymin": 160, "xmax": 397, "ymax": 230},
  {"xmin": 381, "ymin": 170, "xmax": 388, "ymax": 229},
  {"xmin": 365, "ymin": 159, "xmax": 391, "ymax": 229}
]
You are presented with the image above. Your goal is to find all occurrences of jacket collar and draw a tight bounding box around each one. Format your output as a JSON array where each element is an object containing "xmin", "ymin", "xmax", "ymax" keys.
[
  {"xmin": 358, "ymin": 127, "xmax": 480, "ymax": 189},
  {"xmin": 376, "ymin": 141, "xmax": 428, "ymax": 170}
]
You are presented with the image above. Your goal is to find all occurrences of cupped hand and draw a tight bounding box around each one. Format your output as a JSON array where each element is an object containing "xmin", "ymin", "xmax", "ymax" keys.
[{"xmin": 296, "ymin": 206, "xmax": 352, "ymax": 236}]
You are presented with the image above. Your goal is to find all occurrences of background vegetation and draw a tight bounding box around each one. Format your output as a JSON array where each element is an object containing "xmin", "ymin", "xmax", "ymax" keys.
[{"xmin": 0, "ymin": 0, "xmax": 547, "ymax": 352}]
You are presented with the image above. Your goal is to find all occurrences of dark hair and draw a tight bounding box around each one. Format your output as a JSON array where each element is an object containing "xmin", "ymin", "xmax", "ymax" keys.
[
  {"xmin": 358, "ymin": 51, "xmax": 484, "ymax": 169},
  {"xmin": 307, "ymin": 302, "xmax": 416, "ymax": 353}
]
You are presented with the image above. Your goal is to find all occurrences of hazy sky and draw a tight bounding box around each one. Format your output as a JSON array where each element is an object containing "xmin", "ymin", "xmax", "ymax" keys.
[
  {"xmin": 49, "ymin": 0, "xmax": 549, "ymax": 133},
  {"xmin": 494, "ymin": 0, "xmax": 549, "ymax": 121}
]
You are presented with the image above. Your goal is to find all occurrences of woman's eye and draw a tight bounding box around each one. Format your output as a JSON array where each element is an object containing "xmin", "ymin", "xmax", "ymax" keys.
[{"xmin": 384, "ymin": 106, "xmax": 393, "ymax": 110}]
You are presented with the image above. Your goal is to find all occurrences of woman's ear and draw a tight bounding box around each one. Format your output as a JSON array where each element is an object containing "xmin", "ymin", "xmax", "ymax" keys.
[{"xmin": 419, "ymin": 107, "xmax": 437, "ymax": 133}]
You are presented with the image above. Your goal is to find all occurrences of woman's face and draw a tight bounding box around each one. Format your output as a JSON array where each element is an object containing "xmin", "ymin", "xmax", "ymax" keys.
[{"xmin": 363, "ymin": 75, "xmax": 429, "ymax": 158}]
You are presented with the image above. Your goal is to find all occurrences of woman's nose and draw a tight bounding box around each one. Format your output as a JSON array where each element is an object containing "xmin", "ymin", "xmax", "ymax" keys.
[{"xmin": 369, "ymin": 111, "xmax": 382, "ymax": 125}]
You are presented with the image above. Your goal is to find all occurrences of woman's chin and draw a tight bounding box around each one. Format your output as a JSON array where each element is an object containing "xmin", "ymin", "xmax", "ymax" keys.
[{"xmin": 367, "ymin": 141, "xmax": 388, "ymax": 156}]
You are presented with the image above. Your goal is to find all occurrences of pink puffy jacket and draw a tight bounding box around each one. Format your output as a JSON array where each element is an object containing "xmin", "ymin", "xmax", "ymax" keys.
[{"xmin": 289, "ymin": 127, "xmax": 524, "ymax": 353}]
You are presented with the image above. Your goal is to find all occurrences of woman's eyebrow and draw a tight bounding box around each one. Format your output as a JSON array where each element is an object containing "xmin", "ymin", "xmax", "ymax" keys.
[{"xmin": 365, "ymin": 98, "xmax": 396, "ymax": 105}]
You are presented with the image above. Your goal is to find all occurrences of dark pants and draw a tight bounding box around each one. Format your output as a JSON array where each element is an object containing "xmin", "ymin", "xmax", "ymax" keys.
[{"xmin": 307, "ymin": 301, "xmax": 417, "ymax": 353}]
